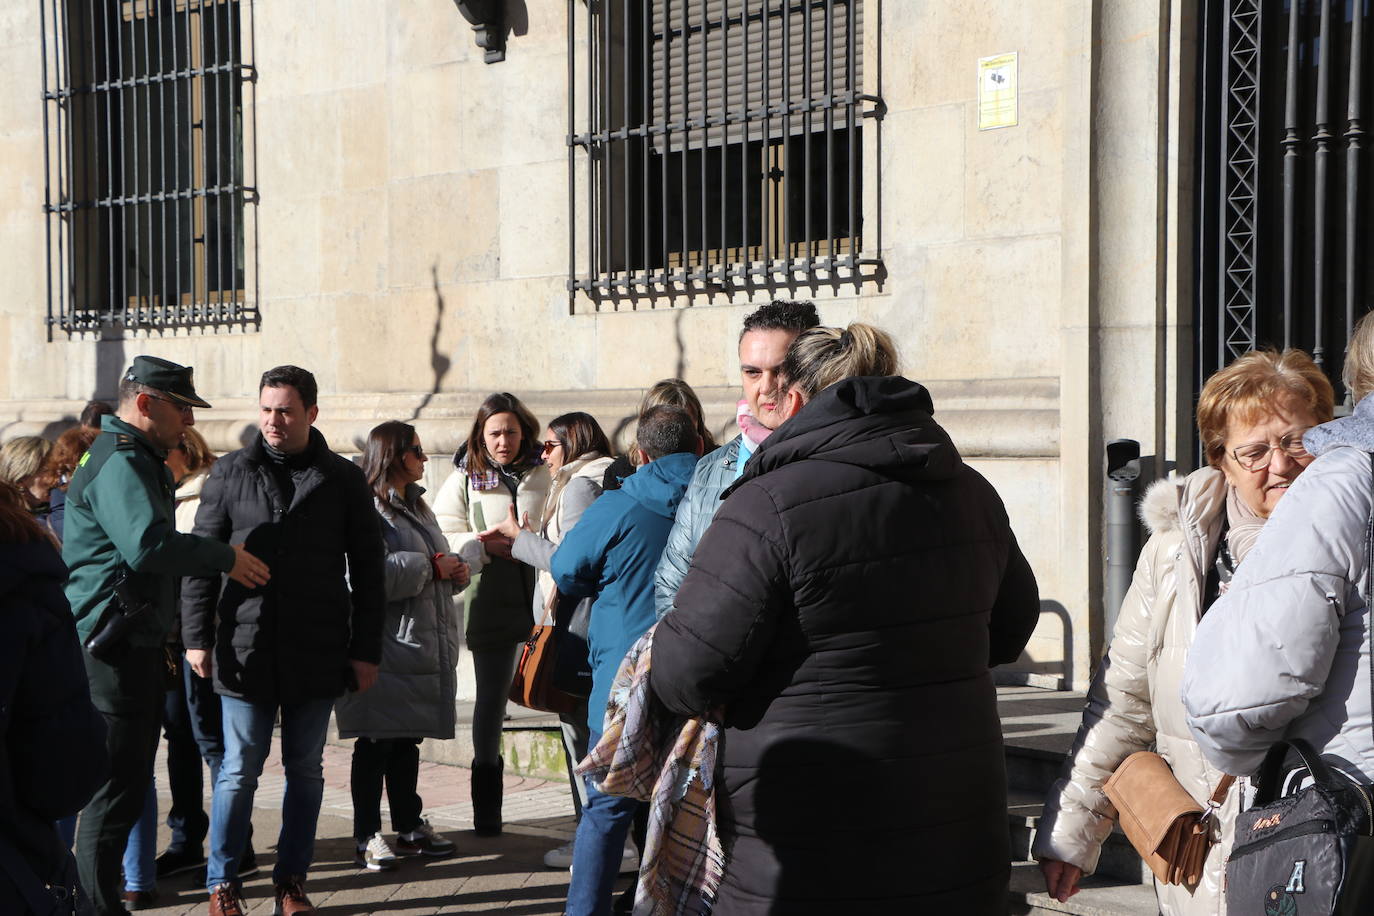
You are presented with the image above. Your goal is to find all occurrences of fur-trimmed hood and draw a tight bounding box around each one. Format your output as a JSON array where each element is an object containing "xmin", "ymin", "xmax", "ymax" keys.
[{"xmin": 1138, "ymin": 467, "xmax": 1227, "ymax": 538}]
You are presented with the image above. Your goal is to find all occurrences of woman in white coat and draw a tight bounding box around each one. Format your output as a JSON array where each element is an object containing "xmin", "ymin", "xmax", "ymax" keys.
[
  {"xmin": 481, "ymin": 411, "xmax": 616, "ymax": 869},
  {"xmin": 1035, "ymin": 349, "xmax": 1334, "ymax": 914},
  {"xmin": 433, "ymin": 392, "xmax": 551, "ymax": 835},
  {"xmin": 1184, "ymin": 321, "xmax": 1374, "ymax": 913}
]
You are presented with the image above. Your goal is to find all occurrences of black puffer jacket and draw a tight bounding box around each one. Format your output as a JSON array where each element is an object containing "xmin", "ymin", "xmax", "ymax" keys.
[
  {"xmin": 0, "ymin": 539, "xmax": 108, "ymax": 913},
  {"xmin": 181, "ymin": 429, "xmax": 386, "ymax": 704},
  {"xmin": 651, "ymin": 376, "xmax": 1040, "ymax": 915}
]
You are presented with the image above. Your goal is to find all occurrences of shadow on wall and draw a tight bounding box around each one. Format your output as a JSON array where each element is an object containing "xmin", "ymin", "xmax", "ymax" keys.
[
  {"xmin": 405, "ymin": 264, "xmax": 454, "ymax": 425},
  {"xmin": 996, "ymin": 600, "xmax": 1075, "ymax": 692}
]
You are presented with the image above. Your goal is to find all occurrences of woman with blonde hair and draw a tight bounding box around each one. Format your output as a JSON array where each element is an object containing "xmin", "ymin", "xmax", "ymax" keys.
[
  {"xmin": 640, "ymin": 379, "xmax": 717, "ymax": 453},
  {"xmin": 650, "ymin": 322, "xmax": 1041, "ymax": 913},
  {"xmin": 433, "ymin": 392, "xmax": 551, "ymax": 835},
  {"xmin": 1038, "ymin": 348, "xmax": 1335, "ymax": 914},
  {"xmin": 0, "ymin": 436, "xmax": 53, "ymax": 515}
]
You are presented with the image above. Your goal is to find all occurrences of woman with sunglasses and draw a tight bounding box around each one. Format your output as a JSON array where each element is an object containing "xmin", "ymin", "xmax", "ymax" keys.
[
  {"xmin": 1035, "ymin": 349, "xmax": 1333, "ymax": 915},
  {"xmin": 479, "ymin": 411, "xmax": 620, "ymax": 871},
  {"xmin": 434, "ymin": 393, "xmax": 551, "ymax": 836},
  {"xmin": 336, "ymin": 421, "xmax": 468, "ymax": 870}
]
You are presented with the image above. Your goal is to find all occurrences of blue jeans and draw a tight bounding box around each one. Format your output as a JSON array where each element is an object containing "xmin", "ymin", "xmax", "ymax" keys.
[
  {"xmin": 123, "ymin": 781, "xmax": 157, "ymax": 893},
  {"xmin": 206, "ymin": 695, "xmax": 334, "ymax": 889},
  {"xmin": 565, "ymin": 729, "xmax": 643, "ymax": 916}
]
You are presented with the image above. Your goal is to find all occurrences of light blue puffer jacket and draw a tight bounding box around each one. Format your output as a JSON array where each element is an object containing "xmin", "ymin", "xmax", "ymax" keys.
[
  {"xmin": 652, "ymin": 435, "xmax": 742, "ymax": 619},
  {"xmin": 1183, "ymin": 399, "xmax": 1374, "ymax": 781}
]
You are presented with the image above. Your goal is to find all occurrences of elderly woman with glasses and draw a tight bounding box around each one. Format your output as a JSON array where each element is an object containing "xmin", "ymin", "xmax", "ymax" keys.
[{"xmin": 1035, "ymin": 349, "xmax": 1334, "ymax": 916}]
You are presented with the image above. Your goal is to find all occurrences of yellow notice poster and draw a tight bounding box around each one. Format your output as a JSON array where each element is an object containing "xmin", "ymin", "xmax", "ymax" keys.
[{"xmin": 978, "ymin": 52, "xmax": 1018, "ymax": 130}]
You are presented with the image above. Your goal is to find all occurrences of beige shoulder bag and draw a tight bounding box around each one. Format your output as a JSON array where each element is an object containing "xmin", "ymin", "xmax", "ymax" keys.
[{"xmin": 1103, "ymin": 750, "xmax": 1235, "ymax": 887}]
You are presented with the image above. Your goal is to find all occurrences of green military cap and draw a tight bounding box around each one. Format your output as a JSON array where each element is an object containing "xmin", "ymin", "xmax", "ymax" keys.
[{"xmin": 124, "ymin": 355, "xmax": 212, "ymax": 409}]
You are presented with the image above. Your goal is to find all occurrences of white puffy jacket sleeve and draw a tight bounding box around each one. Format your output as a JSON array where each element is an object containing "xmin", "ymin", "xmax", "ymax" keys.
[
  {"xmin": 433, "ymin": 469, "xmax": 486, "ymax": 571},
  {"xmin": 1032, "ymin": 531, "xmax": 1170, "ymax": 874},
  {"xmin": 1183, "ymin": 447, "xmax": 1372, "ymax": 776}
]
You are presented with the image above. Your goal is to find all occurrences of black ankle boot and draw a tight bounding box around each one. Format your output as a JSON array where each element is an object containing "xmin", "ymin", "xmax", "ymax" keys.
[{"xmin": 471, "ymin": 757, "xmax": 504, "ymax": 836}]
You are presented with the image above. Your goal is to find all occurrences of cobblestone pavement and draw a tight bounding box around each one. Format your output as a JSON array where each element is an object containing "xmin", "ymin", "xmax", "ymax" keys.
[{"xmin": 127, "ymin": 739, "xmax": 616, "ymax": 915}]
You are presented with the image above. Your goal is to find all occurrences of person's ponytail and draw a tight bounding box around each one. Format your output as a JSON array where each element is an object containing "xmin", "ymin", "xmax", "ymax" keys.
[{"xmin": 779, "ymin": 322, "xmax": 900, "ymax": 400}]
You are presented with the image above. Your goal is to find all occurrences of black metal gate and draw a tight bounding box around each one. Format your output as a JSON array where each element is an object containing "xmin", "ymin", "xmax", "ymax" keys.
[{"xmin": 1195, "ymin": 0, "xmax": 1373, "ymax": 408}]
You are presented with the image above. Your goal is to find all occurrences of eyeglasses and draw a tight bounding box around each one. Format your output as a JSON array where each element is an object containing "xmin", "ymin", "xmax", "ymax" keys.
[
  {"xmin": 1230, "ymin": 430, "xmax": 1313, "ymax": 471},
  {"xmin": 406, "ymin": 444, "xmax": 426, "ymax": 459},
  {"xmin": 146, "ymin": 394, "xmax": 193, "ymax": 417},
  {"xmin": 541, "ymin": 440, "xmax": 561, "ymax": 454}
]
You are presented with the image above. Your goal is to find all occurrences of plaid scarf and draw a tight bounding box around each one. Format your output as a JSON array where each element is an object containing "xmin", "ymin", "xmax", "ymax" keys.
[
  {"xmin": 458, "ymin": 451, "xmax": 540, "ymax": 492},
  {"xmin": 578, "ymin": 628, "xmax": 725, "ymax": 916}
]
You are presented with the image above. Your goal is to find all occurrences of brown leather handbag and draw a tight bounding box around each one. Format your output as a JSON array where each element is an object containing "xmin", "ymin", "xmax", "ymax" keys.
[
  {"xmin": 509, "ymin": 620, "xmax": 582, "ymax": 715},
  {"xmin": 1103, "ymin": 750, "xmax": 1235, "ymax": 887}
]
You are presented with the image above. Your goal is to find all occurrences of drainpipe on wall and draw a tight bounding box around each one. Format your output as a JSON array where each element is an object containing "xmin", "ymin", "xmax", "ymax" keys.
[{"xmin": 1104, "ymin": 439, "xmax": 1142, "ymax": 645}]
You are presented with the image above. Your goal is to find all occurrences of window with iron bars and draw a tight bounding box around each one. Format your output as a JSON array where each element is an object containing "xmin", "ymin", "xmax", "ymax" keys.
[
  {"xmin": 39, "ymin": 0, "xmax": 258, "ymax": 337},
  {"xmin": 566, "ymin": 0, "xmax": 882, "ymax": 306}
]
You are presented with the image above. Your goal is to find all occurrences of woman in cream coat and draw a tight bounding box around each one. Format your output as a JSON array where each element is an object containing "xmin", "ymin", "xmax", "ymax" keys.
[
  {"xmin": 433, "ymin": 392, "xmax": 550, "ymax": 836},
  {"xmin": 1034, "ymin": 349, "xmax": 1333, "ymax": 914},
  {"xmin": 481, "ymin": 411, "xmax": 615, "ymax": 869}
]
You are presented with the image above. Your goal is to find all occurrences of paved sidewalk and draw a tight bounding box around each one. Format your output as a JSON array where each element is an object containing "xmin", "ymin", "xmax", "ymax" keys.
[{"xmin": 129, "ymin": 740, "xmax": 616, "ymax": 915}]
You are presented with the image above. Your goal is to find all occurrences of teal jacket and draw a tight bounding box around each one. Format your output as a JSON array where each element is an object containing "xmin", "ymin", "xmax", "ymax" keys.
[
  {"xmin": 550, "ymin": 451, "xmax": 698, "ymax": 731},
  {"xmin": 63, "ymin": 416, "xmax": 235, "ymax": 647}
]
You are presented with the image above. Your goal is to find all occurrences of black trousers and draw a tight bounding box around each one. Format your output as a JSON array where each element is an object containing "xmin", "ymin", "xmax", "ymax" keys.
[
  {"xmin": 77, "ymin": 646, "xmax": 164, "ymax": 916},
  {"xmin": 350, "ymin": 737, "xmax": 424, "ymax": 842},
  {"xmin": 162, "ymin": 652, "xmax": 208, "ymax": 852}
]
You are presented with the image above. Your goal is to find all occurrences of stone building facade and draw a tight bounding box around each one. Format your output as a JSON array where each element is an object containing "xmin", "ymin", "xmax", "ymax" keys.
[{"xmin": 0, "ymin": 1, "xmax": 1225, "ymax": 689}]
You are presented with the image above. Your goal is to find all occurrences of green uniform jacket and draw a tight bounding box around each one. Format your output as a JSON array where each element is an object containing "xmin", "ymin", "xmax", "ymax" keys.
[{"xmin": 63, "ymin": 416, "xmax": 236, "ymax": 647}]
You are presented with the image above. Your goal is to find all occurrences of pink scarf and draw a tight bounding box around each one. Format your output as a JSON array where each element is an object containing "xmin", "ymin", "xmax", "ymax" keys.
[{"xmin": 736, "ymin": 399, "xmax": 773, "ymax": 447}]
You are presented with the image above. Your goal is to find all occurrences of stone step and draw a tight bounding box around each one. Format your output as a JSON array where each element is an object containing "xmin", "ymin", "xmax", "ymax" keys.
[{"xmin": 1009, "ymin": 862, "xmax": 1159, "ymax": 915}]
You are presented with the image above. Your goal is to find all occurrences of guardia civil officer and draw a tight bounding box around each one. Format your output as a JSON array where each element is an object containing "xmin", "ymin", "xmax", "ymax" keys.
[{"xmin": 63, "ymin": 357, "xmax": 270, "ymax": 916}]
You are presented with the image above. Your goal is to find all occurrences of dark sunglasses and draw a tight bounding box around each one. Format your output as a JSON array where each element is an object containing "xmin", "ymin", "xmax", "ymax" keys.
[
  {"xmin": 406, "ymin": 444, "xmax": 426, "ymax": 459},
  {"xmin": 541, "ymin": 440, "xmax": 562, "ymax": 453}
]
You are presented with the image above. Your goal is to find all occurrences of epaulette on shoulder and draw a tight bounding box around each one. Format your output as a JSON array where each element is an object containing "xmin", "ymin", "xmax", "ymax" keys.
[{"xmin": 114, "ymin": 434, "xmax": 136, "ymax": 451}]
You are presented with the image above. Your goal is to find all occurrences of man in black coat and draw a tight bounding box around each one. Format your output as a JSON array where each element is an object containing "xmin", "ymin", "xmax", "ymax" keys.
[
  {"xmin": 182, "ymin": 366, "xmax": 385, "ymax": 916},
  {"xmin": 652, "ymin": 370, "xmax": 1040, "ymax": 915}
]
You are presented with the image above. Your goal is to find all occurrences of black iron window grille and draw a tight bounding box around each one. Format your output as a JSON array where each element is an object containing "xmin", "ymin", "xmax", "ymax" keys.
[
  {"xmin": 566, "ymin": 0, "xmax": 883, "ymax": 306},
  {"xmin": 1195, "ymin": 0, "xmax": 1371, "ymax": 403},
  {"xmin": 40, "ymin": 0, "xmax": 259, "ymax": 337}
]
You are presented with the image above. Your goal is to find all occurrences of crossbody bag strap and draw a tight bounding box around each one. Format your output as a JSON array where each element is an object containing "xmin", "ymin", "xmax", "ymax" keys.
[{"xmin": 1209, "ymin": 773, "xmax": 1236, "ymax": 807}]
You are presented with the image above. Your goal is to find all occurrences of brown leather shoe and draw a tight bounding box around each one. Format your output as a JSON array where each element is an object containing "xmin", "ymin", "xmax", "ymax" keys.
[
  {"xmin": 273, "ymin": 875, "xmax": 316, "ymax": 915},
  {"xmin": 208, "ymin": 882, "xmax": 245, "ymax": 916}
]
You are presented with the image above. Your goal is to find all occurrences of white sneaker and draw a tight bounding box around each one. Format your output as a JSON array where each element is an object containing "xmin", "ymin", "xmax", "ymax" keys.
[
  {"xmin": 355, "ymin": 832, "xmax": 398, "ymax": 871},
  {"xmin": 543, "ymin": 839, "xmax": 575, "ymax": 869},
  {"xmin": 545, "ymin": 839, "xmax": 637, "ymax": 872}
]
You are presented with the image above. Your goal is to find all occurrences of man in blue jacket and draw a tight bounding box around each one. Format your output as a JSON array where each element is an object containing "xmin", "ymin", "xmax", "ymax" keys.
[{"xmin": 551, "ymin": 405, "xmax": 702, "ymax": 916}]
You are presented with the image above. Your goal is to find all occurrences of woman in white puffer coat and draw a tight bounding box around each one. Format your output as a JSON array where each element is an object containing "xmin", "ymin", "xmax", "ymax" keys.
[{"xmin": 1035, "ymin": 349, "xmax": 1333, "ymax": 914}]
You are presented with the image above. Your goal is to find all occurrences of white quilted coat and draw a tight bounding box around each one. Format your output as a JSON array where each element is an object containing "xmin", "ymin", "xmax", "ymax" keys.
[{"xmin": 1033, "ymin": 467, "xmax": 1242, "ymax": 915}]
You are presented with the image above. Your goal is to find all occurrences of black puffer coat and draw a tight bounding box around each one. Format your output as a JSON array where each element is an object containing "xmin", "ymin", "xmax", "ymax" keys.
[
  {"xmin": 0, "ymin": 539, "xmax": 108, "ymax": 913},
  {"xmin": 181, "ymin": 429, "xmax": 386, "ymax": 704},
  {"xmin": 651, "ymin": 376, "xmax": 1040, "ymax": 915}
]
